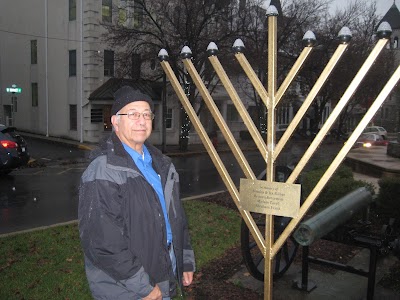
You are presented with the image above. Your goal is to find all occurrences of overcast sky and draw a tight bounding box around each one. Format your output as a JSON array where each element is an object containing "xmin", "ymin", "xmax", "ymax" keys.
[{"xmin": 330, "ymin": 0, "xmax": 393, "ymax": 17}]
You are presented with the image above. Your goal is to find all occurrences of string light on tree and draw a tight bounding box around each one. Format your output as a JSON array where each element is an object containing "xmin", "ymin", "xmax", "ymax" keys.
[{"xmin": 180, "ymin": 46, "xmax": 193, "ymax": 140}]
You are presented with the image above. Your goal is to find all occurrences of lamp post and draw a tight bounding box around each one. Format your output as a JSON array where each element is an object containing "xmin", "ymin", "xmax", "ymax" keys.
[
  {"xmin": 162, "ymin": 73, "xmax": 167, "ymax": 152},
  {"xmin": 158, "ymin": 49, "xmax": 169, "ymax": 152}
]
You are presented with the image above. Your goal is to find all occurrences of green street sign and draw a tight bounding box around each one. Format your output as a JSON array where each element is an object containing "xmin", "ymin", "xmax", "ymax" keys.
[
  {"xmin": 6, "ymin": 87, "xmax": 22, "ymax": 93},
  {"xmin": 6, "ymin": 84, "xmax": 22, "ymax": 94}
]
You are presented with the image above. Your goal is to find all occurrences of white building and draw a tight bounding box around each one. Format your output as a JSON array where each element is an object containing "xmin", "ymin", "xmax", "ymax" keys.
[
  {"xmin": 0, "ymin": 1, "xmax": 190, "ymax": 144},
  {"xmin": 0, "ymin": 0, "xmax": 262, "ymax": 146}
]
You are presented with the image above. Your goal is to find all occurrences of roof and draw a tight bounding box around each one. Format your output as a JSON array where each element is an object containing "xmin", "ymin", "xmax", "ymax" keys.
[
  {"xmin": 88, "ymin": 78, "xmax": 162, "ymax": 101},
  {"xmin": 379, "ymin": 3, "xmax": 400, "ymax": 30}
]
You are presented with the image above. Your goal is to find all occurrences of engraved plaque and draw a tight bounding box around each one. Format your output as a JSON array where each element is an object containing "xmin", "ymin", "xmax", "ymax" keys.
[{"xmin": 240, "ymin": 178, "xmax": 301, "ymax": 217}]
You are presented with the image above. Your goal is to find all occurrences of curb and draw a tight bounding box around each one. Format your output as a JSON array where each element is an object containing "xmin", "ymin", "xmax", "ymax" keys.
[
  {"xmin": 0, "ymin": 220, "xmax": 78, "ymax": 238},
  {"xmin": 78, "ymin": 144, "xmax": 94, "ymax": 151}
]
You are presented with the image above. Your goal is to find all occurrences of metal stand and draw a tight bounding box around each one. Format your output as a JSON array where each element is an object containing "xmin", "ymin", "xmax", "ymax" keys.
[
  {"xmin": 294, "ymin": 239, "xmax": 380, "ymax": 300},
  {"xmin": 293, "ymin": 246, "xmax": 317, "ymax": 292}
]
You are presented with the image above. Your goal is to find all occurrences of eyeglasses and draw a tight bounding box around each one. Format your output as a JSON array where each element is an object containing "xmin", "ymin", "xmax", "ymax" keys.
[{"xmin": 117, "ymin": 111, "xmax": 155, "ymax": 120}]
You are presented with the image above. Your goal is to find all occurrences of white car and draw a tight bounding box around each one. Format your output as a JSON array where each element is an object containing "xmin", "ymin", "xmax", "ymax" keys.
[{"xmin": 362, "ymin": 126, "xmax": 387, "ymax": 139}]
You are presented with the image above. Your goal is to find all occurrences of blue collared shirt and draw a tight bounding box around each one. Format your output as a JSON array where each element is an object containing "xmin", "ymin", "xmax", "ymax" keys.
[{"xmin": 122, "ymin": 143, "xmax": 172, "ymax": 245}]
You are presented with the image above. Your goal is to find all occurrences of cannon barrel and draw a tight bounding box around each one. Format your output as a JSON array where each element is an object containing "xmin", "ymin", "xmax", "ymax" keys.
[{"xmin": 293, "ymin": 187, "xmax": 373, "ymax": 246}]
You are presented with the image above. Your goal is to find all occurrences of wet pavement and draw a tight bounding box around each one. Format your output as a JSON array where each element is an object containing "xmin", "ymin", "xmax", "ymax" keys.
[
  {"xmin": 2, "ymin": 133, "xmax": 400, "ymax": 237},
  {"xmin": 0, "ymin": 166, "xmax": 82, "ymax": 235}
]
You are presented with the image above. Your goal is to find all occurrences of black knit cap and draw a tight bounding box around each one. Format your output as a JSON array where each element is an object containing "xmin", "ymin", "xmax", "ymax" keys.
[{"xmin": 111, "ymin": 85, "xmax": 154, "ymax": 115}]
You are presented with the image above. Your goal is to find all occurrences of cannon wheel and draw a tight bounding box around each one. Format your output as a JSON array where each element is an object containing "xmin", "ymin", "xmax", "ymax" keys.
[
  {"xmin": 240, "ymin": 215, "xmax": 299, "ymax": 280},
  {"xmin": 240, "ymin": 166, "xmax": 299, "ymax": 281}
]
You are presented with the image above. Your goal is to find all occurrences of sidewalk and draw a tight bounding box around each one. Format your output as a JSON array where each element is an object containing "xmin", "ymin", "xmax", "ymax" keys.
[
  {"xmin": 229, "ymin": 250, "xmax": 400, "ymax": 299},
  {"xmin": 347, "ymin": 146, "xmax": 400, "ymax": 178}
]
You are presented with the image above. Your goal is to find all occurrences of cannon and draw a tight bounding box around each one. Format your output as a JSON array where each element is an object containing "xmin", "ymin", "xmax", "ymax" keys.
[
  {"xmin": 292, "ymin": 187, "xmax": 400, "ymax": 300},
  {"xmin": 293, "ymin": 187, "xmax": 373, "ymax": 246}
]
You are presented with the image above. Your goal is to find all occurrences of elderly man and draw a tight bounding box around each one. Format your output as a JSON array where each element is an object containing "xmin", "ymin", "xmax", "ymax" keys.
[{"xmin": 78, "ymin": 86, "xmax": 195, "ymax": 300}]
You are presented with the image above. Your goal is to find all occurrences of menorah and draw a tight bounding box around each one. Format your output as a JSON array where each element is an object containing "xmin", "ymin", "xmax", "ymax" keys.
[{"xmin": 158, "ymin": 5, "xmax": 399, "ymax": 300}]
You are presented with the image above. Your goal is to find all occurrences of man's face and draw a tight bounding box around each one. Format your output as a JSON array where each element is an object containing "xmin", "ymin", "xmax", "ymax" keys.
[{"xmin": 111, "ymin": 101, "xmax": 153, "ymax": 152}]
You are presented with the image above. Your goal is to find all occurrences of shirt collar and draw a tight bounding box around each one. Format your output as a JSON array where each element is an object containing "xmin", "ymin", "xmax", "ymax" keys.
[{"xmin": 122, "ymin": 143, "xmax": 152, "ymax": 165}]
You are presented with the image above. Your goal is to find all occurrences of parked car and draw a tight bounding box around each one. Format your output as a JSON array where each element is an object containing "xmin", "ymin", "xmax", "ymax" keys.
[
  {"xmin": 354, "ymin": 133, "xmax": 389, "ymax": 148},
  {"xmin": 362, "ymin": 126, "xmax": 387, "ymax": 139},
  {"xmin": 0, "ymin": 124, "xmax": 30, "ymax": 175}
]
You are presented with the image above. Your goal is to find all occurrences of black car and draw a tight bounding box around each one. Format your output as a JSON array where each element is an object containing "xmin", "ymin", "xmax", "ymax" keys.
[{"xmin": 0, "ymin": 124, "xmax": 30, "ymax": 175}]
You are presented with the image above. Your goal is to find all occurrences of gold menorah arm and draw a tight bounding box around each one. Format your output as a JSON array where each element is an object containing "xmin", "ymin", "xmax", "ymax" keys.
[
  {"xmin": 182, "ymin": 58, "xmax": 258, "ymax": 178},
  {"xmin": 207, "ymin": 55, "xmax": 268, "ymax": 161},
  {"xmin": 274, "ymin": 43, "xmax": 349, "ymax": 158},
  {"xmin": 275, "ymin": 47, "xmax": 314, "ymax": 107},
  {"xmin": 272, "ymin": 63, "xmax": 400, "ymax": 257},
  {"xmin": 287, "ymin": 38, "xmax": 389, "ymax": 184},
  {"xmin": 264, "ymin": 14, "xmax": 278, "ymax": 300},
  {"xmin": 160, "ymin": 59, "xmax": 266, "ymax": 254},
  {"xmin": 234, "ymin": 52, "xmax": 269, "ymax": 107}
]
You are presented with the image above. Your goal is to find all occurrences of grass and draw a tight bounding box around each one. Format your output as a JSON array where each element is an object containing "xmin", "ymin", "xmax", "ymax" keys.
[{"xmin": 0, "ymin": 200, "xmax": 241, "ymax": 300}]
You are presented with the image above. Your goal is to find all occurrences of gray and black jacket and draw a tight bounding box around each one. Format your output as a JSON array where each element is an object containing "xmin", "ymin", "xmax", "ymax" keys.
[{"xmin": 78, "ymin": 133, "xmax": 195, "ymax": 299}]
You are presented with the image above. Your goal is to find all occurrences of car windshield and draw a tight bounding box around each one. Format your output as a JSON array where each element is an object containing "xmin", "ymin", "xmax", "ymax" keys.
[
  {"xmin": 0, "ymin": 126, "xmax": 17, "ymax": 134},
  {"xmin": 362, "ymin": 134, "xmax": 375, "ymax": 140}
]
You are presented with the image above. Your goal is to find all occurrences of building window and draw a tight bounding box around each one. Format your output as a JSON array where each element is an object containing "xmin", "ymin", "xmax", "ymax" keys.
[
  {"xmin": 70, "ymin": 105, "xmax": 77, "ymax": 130},
  {"xmin": 150, "ymin": 59, "xmax": 156, "ymax": 70},
  {"xmin": 69, "ymin": 50, "xmax": 77, "ymax": 76},
  {"xmin": 166, "ymin": 107, "xmax": 173, "ymax": 129},
  {"xmin": 32, "ymin": 83, "xmax": 38, "ymax": 107},
  {"xmin": 92, "ymin": 107, "xmax": 112, "ymax": 131},
  {"xmin": 131, "ymin": 53, "xmax": 141, "ymax": 80},
  {"xmin": 227, "ymin": 104, "xmax": 239, "ymax": 121},
  {"xmin": 118, "ymin": 0, "xmax": 143, "ymax": 28},
  {"xmin": 104, "ymin": 50, "xmax": 114, "ymax": 77},
  {"xmin": 385, "ymin": 107, "xmax": 390, "ymax": 119},
  {"xmin": 69, "ymin": 0, "xmax": 76, "ymax": 21},
  {"xmin": 204, "ymin": 59, "xmax": 213, "ymax": 82},
  {"xmin": 118, "ymin": 0, "xmax": 130, "ymax": 25},
  {"xmin": 394, "ymin": 37, "xmax": 398, "ymax": 49},
  {"xmin": 91, "ymin": 108, "xmax": 103, "ymax": 123},
  {"xmin": 102, "ymin": 0, "xmax": 112, "ymax": 23},
  {"xmin": 31, "ymin": 40, "xmax": 37, "ymax": 64},
  {"xmin": 133, "ymin": 0, "xmax": 143, "ymax": 28}
]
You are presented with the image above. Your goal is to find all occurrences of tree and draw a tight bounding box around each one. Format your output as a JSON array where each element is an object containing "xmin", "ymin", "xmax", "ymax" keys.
[
  {"xmin": 103, "ymin": 0, "xmax": 248, "ymax": 150},
  {"xmin": 296, "ymin": 0, "xmax": 393, "ymax": 137},
  {"xmin": 232, "ymin": 0, "xmax": 330, "ymax": 132},
  {"xmin": 102, "ymin": 0, "xmax": 392, "ymax": 147},
  {"xmin": 236, "ymin": 0, "xmax": 392, "ymax": 139},
  {"xmin": 103, "ymin": 0, "xmax": 323, "ymax": 148}
]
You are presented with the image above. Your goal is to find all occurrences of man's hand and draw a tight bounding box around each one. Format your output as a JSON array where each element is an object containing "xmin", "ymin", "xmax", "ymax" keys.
[
  {"xmin": 182, "ymin": 272, "xmax": 194, "ymax": 286},
  {"xmin": 143, "ymin": 285, "xmax": 162, "ymax": 300}
]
